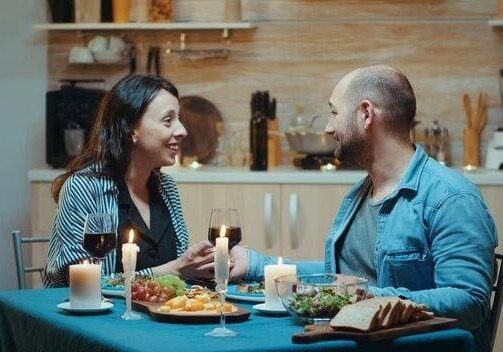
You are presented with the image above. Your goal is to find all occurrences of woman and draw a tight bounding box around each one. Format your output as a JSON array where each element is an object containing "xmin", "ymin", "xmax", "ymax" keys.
[{"xmin": 44, "ymin": 74, "xmax": 213, "ymax": 287}]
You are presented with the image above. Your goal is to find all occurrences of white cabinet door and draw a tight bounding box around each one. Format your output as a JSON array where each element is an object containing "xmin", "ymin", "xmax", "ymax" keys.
[
  {"xmin": 280, "ymin": 184, "xmax": 351, "ymax": 261},
  {"xmin": 177, "ymin": 183, "xmax": 282, "ymax": 257}
]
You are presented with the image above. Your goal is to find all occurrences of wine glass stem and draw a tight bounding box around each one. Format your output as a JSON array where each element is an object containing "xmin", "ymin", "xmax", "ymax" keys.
[{"xmin": 219, "ymin": 289, "xmax": 226, "ymax": 329}]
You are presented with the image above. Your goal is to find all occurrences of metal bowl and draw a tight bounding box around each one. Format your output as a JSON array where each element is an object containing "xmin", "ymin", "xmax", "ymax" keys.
[{"xmin": 285, "ymin": 131, "xmax": 337, "ymax": 155}]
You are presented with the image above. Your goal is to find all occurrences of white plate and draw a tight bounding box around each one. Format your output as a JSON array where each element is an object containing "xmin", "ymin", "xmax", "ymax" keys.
[
  {"xmin": 252, "ymin": 303, "xmax": 289, "ymax": 315},
  {"xmin": 102, "ymin": 288, "xmax": 125, "ymax": 298},
  {"xmin": 57, "ymin": 301, "xmax": 114, "ymax": 314}
]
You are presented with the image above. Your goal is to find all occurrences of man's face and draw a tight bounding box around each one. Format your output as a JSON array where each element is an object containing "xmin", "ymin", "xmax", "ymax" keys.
[{"xmin": 325, "ymin": 81, "xmax": 370, "ymax": 166}]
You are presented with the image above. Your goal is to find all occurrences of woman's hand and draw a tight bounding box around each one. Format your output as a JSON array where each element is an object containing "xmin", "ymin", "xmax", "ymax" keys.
[
  {"xmin": 229, "ymin": 245, "xmax": 249, "ymax": 281},
  {"xmin": 152, "ymin": 241, "xmax": 215, "ymax": 279}
]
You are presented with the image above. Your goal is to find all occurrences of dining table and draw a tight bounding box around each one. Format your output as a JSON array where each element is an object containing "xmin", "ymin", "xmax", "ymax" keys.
[{"xmin": 0, "ymin": 288, "xmax": 477, "ymax": 352}]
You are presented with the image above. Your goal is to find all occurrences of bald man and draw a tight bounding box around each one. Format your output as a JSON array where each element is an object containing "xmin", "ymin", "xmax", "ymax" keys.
[{"xmin": 230, "ymin": 65, "xmax": 497, "ymax": 351}]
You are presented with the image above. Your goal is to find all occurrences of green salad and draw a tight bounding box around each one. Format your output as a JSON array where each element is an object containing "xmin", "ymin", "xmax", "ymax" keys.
[
  {"xmin": 288, "ymin": 287, "xmax": 357, "ymax": 317},
  {"xmin": 102, "ymin": 274, "xmax": 186, "ymax": 296}
]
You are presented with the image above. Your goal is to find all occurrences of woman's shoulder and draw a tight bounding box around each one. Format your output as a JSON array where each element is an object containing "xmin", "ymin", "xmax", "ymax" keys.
[
  {"xmin": 157, "ymin": 170, "xmax": 178, "ymax": 189},
  {"xmin": 62, "ymin": 164, "xmax": 115, "ymax": 196}
]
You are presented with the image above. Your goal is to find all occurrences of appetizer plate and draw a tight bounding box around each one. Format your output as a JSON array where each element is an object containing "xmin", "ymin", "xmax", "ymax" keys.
[
  {"xmin": 132, "ymin": 300, "xmax": 250, "ymax": 323},
  {"xmin": 226, "ymin": 284, "xmax": 265, "ymax": 303},
  {"xmin": 252, "ymin": 303, "xmax": 289, "ymax": 316},
  {"xmin": 57, "ymin": 301, "xmax": 114, "ymax": 314},
  {"xmin": 102, "ymin": 288, "xmax": 125, "ymax": 298}
]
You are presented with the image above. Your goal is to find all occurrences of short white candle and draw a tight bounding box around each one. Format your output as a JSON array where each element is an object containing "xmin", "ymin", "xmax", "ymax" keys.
[
  {"xmin": 69, "ymin": 260, "xmax": 101, "ymax": 308},
  {"xmin": 215, "ymin": 225, "xmax": 229, "ymax": 286},
  {"xmin": 122, "ymin": 229, "xmax": 139, "ymax": 274},
  {"xmin": 264, "ymin": 257, "xmax": 296, "ymax": 310}
]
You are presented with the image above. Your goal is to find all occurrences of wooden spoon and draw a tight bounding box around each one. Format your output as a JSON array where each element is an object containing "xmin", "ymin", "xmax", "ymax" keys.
[{"xmin": 462, "ymin": 93, "xmax": 472, "ymax": 128}]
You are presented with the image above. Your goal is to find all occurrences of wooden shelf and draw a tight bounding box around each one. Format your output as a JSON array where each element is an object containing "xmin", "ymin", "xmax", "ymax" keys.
[
  {"xmin": 489, "ymin": 18, "xmax": 503, "ymax": 26},
  {"xmin": 33, "ymin": 22, "xmax": 255, "ymax": 37}
]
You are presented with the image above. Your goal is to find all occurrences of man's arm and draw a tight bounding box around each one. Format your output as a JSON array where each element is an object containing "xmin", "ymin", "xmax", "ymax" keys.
[{"xmin": 370, "ymin": 193, "xmax": 497, "ymax": 331}]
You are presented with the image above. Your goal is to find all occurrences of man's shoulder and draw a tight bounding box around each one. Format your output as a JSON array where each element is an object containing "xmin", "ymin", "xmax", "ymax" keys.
[{"xmin": 418, "ymin": 159, "xmax": 482, "ymax": 205}]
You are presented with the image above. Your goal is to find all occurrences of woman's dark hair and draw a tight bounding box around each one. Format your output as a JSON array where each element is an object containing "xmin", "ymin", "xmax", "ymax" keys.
[{"xmin": 52, "ymin": 74, "xmax": 179, "ymax": 202}]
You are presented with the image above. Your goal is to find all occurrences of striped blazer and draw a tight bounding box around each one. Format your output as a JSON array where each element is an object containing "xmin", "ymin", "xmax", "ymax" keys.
[{"xmin": 43, "ymin": 165, "xmax": 189, "ymax": 288}]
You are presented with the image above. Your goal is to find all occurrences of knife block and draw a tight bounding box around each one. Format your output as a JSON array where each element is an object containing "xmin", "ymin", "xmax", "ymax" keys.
[
  {"xmin": 267, "ymin": 119, "xmax": 282, "ymax": 167},
  {"xmin": 463, "ymin": 128, "xmax": 480, "ymax": 167}
]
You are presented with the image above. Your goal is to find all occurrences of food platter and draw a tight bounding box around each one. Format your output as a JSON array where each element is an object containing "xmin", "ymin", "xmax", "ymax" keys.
[{"xmin": 132, "ymin": 300, "xmax": 251, "ymax": 323}]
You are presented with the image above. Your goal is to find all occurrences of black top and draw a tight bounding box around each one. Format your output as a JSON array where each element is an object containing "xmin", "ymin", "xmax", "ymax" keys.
[{"xmin": 115, "ymin": 175, "xmax": 177, "ymax": 272}]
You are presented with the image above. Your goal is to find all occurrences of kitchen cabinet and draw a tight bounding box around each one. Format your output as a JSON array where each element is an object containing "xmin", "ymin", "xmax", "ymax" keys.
[
  {"xmin": 177, "ymin": 184, "xmax": 282, "ymax": 257},
  {"xmin": 28, "ymin": 179, "xmax": 503, "ymax": 281},
  {"xmin": 177, "ymin": 183, "xmax": 351, "ymax": 260},
  {"xmin": 279, "ymin": 185, "xmax": 351, "ymax": 260}
]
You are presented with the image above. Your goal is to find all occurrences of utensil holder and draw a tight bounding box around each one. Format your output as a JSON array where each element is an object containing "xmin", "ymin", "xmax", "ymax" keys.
[
  {"xmin": 463, "ymin": 128, "xmax": 480, "ymax": 167},
  {"xmin": 267, "ymin": 119, "xmax": 282, "ymax": 167}
]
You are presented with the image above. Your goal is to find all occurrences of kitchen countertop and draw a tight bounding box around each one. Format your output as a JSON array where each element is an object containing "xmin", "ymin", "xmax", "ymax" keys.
[{"xmin": 28, "ymin": 166, "xmax": 503, "ymax": 185}]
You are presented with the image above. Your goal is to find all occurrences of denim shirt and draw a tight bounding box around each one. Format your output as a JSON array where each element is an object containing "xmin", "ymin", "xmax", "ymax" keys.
[{"xmin": 246, "ymin": 146, "xmax": 497, "ymax": 351}]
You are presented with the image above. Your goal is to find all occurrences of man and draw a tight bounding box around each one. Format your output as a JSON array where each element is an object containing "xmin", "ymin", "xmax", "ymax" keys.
[{"xmin": 230, "ymin": 65, "xmax": 497, "ymax": 351}]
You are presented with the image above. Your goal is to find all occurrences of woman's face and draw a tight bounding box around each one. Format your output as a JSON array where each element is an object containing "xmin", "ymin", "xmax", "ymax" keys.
[{"xmin": 132, "ymin": 89, "xmax": 187, "ymax": 168}]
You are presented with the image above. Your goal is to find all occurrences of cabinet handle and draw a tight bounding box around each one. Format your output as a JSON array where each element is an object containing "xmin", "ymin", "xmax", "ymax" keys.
[
  {"xmin": 289, "ymin": 193, "xmax": 299, "ymax": 250},
  {"xmin": 263, "ymin": 193, "xmax": 274, "ymax": 249}
]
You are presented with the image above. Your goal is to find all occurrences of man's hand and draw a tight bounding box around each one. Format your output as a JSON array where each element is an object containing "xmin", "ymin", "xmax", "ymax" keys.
[{"xmin": 229, "ymin": 245, "xmax": 248, "ymax": 281}]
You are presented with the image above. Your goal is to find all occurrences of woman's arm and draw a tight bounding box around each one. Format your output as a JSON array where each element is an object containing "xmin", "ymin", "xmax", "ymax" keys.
[{"xmin": 44, "ymin": 175, "xmax": 98, "ymax": 287}]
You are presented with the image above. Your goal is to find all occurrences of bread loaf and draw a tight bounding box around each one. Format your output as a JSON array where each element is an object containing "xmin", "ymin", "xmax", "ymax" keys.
[{"xmin": 330, "ymin": 297, "xmax": 433, "ymax": 332}]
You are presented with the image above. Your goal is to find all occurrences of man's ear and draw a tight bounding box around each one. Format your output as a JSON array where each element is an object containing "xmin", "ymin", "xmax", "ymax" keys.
[{"xmin": 360, "ymin": 100, "xmax": 374, "ymax": 130}]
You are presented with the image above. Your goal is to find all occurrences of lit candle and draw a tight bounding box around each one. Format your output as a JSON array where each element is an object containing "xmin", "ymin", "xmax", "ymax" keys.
[
  {"xmin": 320, "ymin": 163, "xmax": 336, "ymax": 172},
  {"xmin": 264, "ymin": 257, "xmax": 296, "ymax": 310},
  {"xmin": 69, "ymin": 260, "xmax": 101, "ymax": 308},
  {"xmin": 188, "ymin": 160, "xmax": 202, "ymax": 169},
  {"xmin": 215, "ymin": 225, "xmax": 229, "ymax": 286},
  {"xmin": 122, "ymin": 229, "xmax": 139, "ymax": 273},
  {"xmin": 462, "ymin": 164, "xmax": 477, "ymax": 172}
]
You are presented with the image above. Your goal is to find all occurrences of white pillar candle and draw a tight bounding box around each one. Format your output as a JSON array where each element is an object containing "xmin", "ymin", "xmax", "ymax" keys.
[
  {"xmin": 122, "ymin": 229, "xmax": 139, "ymax": 274},
  {"xmin": 215, "ymin": 225, "xmax": 229, "ymax": 287},
  {"xmin": 264, "ymin": 257, "xmax": 297, "ymax": 310},
  {"xmin": 69, "ymin": 260, "xmax": 101, "ymax": 308}
]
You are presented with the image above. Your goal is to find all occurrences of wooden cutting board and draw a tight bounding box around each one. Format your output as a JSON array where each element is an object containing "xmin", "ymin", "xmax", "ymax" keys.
[
  {"xmin": 132, "ymin": 300, "xmax": 250, "ymax": 323},
  {"xmin": 292, "ymin": 317, "xmax": 457, "ymax": 344}
]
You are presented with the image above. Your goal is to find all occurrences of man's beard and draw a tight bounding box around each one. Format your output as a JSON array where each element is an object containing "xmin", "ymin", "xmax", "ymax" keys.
[{"xmin": 333, "ymin": 126, "xmax": 372, "ymax": 168}]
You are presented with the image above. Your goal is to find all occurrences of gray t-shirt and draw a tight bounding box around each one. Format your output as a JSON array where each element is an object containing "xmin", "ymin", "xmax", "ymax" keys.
[{"xmin": 336, "ymin": 189, "xmax": 381, "ymax": 286}]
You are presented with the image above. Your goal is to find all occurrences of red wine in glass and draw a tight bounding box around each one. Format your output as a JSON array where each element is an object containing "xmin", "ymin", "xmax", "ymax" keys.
[
  {"xmin": 208, "ymin": 226, "xmax": 242, "ymax": 249},
  {"xmin": 83, "ymin": 232, "xmax": 117, "ymax": 259},
  {"xmin": 207, "ymin": 208, "xmax": 241, "ymax": 250},
  {"xmin": 82, "ymin": 213, "xmax": 116, "ymax": 262}
]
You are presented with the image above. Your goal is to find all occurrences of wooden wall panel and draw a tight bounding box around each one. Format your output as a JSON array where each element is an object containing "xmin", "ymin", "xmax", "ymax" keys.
[{"xmin": 47, "ymin": 0, "xmax": 503, "ymax": 166}]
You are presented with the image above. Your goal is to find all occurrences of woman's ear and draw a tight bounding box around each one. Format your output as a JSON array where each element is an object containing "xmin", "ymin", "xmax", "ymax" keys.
[
  {"xmin": 132, "ymin": 133, "xmax": 138, "ymax": 144},
  {"xmin": 360, "ymin": 100, "xmax": 374, "ymax": 130}
]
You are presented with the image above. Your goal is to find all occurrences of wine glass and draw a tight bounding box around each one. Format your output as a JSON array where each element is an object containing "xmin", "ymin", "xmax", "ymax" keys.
[
  {"xmin": 82, "ymin": 213, "xmax": 117, "ymax": 303},
  {"xmin": 205, "ymin": 209, "xmax": 239, "ymax": 337},
  {"xmin": 207, "ymin": 208, "xmax": 242, "ymax": 250},
  {"xmin": 82, "ymin": 213, "xmax": 117, "ymax": 264}
]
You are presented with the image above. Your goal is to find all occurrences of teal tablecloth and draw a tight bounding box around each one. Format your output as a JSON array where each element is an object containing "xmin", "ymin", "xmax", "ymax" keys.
[{"xmin": 0, "ymin": 288, "xmax": 476, "ymax": 352}]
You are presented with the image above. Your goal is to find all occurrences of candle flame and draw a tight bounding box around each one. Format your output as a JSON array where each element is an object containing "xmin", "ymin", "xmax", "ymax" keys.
[
  {"xmin": 219, "ymin": 225, "xmax": 227, "ymax": 238},
  {"xmin": 128, "ymin": 229, "xmax": 134, "ymax": 243},
  {"xmin": 278, "ymin": 257, "xmax": 283, "ymax": 265}
]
